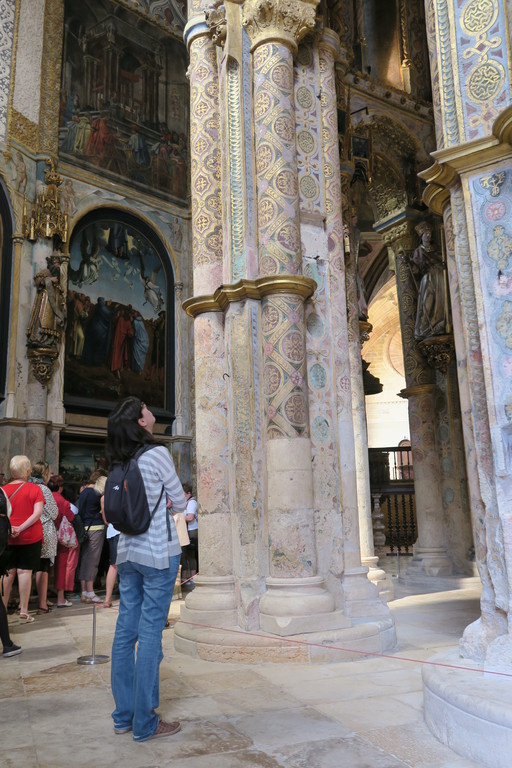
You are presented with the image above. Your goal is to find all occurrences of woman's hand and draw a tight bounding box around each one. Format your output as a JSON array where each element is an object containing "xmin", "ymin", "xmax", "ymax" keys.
[{"xmin": 10, "ymin": 526, "xmax": 21, "ymax": 537}]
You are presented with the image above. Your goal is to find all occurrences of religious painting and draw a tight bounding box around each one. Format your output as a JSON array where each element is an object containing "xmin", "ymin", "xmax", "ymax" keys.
[
  {"xmin": 64, "ymin": 211, "xmax": 174, "ymax": 419},
  {"xmin": 0, "ymin": 182, "xmax": 13, "ymax": 402},
  {"xmin": 58, "ymin": 440, "xmax": 107, "ymax": 499},
  {"xmin": 59, "ymin": 0, "xmax": 189, "ymax": 203}
]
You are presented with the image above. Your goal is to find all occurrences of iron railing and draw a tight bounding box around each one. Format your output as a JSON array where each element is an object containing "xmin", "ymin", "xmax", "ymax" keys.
[{"xmin": 369, "ymin": 446, "xmax": 416, "ymax": 555}]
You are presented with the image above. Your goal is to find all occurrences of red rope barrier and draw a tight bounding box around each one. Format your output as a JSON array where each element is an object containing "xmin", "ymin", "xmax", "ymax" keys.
[{"xmin": 175, "ymin": 618, "xmax": 512, "ymax": 679}]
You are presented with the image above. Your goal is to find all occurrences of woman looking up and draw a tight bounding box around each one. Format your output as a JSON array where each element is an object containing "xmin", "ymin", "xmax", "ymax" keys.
[{"xmin": 106, "ymin": 396, "xmax": 186, "ymax": 742}]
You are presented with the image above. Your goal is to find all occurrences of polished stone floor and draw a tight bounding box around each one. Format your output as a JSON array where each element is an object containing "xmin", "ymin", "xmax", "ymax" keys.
[{"xmin": 1, "ymin": 573, "xmax": 485, "ymax": 768}]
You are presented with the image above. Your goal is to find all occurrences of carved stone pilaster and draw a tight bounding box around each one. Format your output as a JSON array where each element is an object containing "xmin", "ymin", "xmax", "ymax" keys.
[{"xmin": 242, "ymin": 0, "xmax": 318, "ymax": 52}]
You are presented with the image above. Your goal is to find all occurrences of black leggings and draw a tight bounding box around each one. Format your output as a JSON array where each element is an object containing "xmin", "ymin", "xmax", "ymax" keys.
[{"xmin": 0, "ymin": 581, "xmax": 12, "ymax": 648}]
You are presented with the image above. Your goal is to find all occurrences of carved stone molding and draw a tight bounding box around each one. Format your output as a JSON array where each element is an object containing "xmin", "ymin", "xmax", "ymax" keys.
[
  {"xmin": 418, "ymin": 333, "xmax": 455, "ymax": 373},
  {"xmin": 242, "ymin": 0, "xmax": 318, "ymax": 52},
  {"xmin": 183, "ymin": 275, "xmax": 317, "ymax": 317},
  {"xmin": 205, "ymin": 0, "xmax": 227, "ymax": 46}
]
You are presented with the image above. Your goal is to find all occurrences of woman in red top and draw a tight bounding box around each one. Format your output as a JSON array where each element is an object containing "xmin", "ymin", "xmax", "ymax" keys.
[
  {"xmin": 1, "ymin": 455, "xmax": 44, "ymax": 622},
  {"xmin": 49, "ymin": 474, "xmax": 79, "ymax": 607}
]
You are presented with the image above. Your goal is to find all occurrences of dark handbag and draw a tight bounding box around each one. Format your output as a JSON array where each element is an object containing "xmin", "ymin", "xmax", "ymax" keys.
[{"xmin": 72, "ymin": 514, "xmax": 88, "ymax": 545}]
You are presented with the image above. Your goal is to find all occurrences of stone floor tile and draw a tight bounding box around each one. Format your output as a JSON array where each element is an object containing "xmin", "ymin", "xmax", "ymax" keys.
[
  {"xmin": 360, "ymin": 721, "xmax": 483, "ymax": 767},
  {"xmin": 142, "ymin": 719, "xmax": 253, "ymax": 760},
  {"xmin": 230, "ymin": 705, "xmax": 351, "ymax": 748},
  {"xmin": 211, "ymin": 683, "xmax": 303, "ymax": 715},
  {"xmin": 2, "ymin": 746, "xmax": 39, "ymax": 768},
  {"xmin": 271, "ymin": 735, "xmax": 411, "ymax": 768},
  {"xmin": 182, "ymin": 669, "xmax": 269, "ymax": 695},
  {"xmin": 313, "ymin": 694, "xmax": 422, "ymax": 731}
]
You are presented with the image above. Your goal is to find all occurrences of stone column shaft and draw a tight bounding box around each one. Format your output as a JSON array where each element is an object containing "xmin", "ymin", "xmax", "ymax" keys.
[
  {"xmin": 385, "ymin": 219, "xmax": 452, "ymax": 576},
  {"xmin": 318, "ymin": 31, "xmax": 389, "ymax": 619},
  {"xmin": 176, "ymin": 20, "xmax": 237, "ymax": 641}
]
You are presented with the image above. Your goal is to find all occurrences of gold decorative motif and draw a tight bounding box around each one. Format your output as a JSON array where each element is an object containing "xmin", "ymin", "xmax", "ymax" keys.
[
  {"xmin": 242, "ymin": 0, "xmax": 318, "ymax": 52},
  {"xmin": 480, "ymin": 171, "xmax": 506, "ymax": 196},
  {"xmin": 23, "ymin": 159, "xmax": 68, "ymax": 243},
  {"xmin": 9, "ymin": 109, "xmax": 39, "ymax": 151},
  {"xmin": 417, "ymin": 334, "xmax": 455, "ymax": 373},
  {"xmin": 183, "ymin": 276, "xmax": 317, "ymax": 317},
  {"xmin": 39, "ymin": 0, "xmax": 64, "ymax": 155}
]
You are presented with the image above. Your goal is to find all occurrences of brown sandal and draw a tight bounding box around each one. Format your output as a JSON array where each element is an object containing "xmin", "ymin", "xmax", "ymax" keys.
[{"xmin": 102, "ymin": 601, "xmax": 113, "ymax": 608}]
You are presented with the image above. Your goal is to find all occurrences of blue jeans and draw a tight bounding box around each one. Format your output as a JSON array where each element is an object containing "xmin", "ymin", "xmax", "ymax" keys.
[{"xmin": 111, "ymin": 554, "xmax": 180, "ymax": 741}]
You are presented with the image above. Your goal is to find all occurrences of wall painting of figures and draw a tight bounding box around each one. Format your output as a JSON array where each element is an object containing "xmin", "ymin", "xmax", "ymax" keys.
[
  {"xmin": 64, "ymin": 210, "xmax": 175, "ymax": 421},
  {"xmin": 59, "ymin": 0, "xmax": 189, "ymax": 203}
]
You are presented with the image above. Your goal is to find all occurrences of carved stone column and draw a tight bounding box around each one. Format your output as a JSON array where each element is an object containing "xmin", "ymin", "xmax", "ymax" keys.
[
  {"xmin": 382, "ymin": 217, "xmax": 452, "ymax": 577},
  {"xmin": 243, "ymin": 1, "xmax": 348, "ymax": 635},
  {"xmin": 173, "ymin": 281, "xmax": 185, "ymax": 436},
  {"xmin": 316, "ymin": 31, "xmax": 391, "ymax": 620},
  {"xmin": 175, "ymin": 12, "xmax": 237, "ymax": 653}
]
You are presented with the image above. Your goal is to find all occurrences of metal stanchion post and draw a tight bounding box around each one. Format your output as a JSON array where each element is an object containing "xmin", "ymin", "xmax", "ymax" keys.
[{"xmin": 77, "ymin": 603, "xmax": 109, "ymax": 665}]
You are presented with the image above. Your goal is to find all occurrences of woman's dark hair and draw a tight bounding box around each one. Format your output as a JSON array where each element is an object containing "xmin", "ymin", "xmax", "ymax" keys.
[
  {"xmin": 106, "ymin": 396, "xmax": 158, "ymax": 464},
  {"xmin": 48, "ymin": 474, "xmax": 64, "ymax": 492},
  {"xmin": 182, "ymin": 483, "xmax": 194, "ymax": 496}
]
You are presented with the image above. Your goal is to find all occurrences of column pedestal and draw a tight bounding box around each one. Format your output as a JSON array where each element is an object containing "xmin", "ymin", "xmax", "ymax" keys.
[{"xmin": 259, "ymin": 576, "xmax": 350, "ymax": 636}]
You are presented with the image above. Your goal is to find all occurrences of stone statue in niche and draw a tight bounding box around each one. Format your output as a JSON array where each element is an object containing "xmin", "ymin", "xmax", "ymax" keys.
[
  {"xmin": 27, "ymin": 252, "xmax": 66, "ymax": 350},
  {"xmin": 346, "ymin": 207, "xmax": 370, "ymax": 320},
  {"xmin": 410, "ymin": 221, "xmax": 447, "ymax": 341}
]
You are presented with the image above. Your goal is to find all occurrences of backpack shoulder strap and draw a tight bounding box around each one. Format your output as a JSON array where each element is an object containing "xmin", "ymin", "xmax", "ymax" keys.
[
  {"xmin": 134, "ymin": 443, "xmax": 158, "ymax": 461},
  {"xmin": 7, "ymin": 482, "xmax": 26, "ymax": 501}
]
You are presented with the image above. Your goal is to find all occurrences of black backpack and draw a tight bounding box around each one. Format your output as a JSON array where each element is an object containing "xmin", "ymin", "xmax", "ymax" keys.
[
  {"xmin": 103, "ymin": 445, "xmax": 164, "ymax": 535},
  {"xmin": 0, "ymin": 503, "xmax": 11, "ymax": 562}
]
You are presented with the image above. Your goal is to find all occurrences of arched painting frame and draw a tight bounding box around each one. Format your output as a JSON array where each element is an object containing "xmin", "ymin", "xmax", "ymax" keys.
[
  {"xmin": 64, "ymin": 208, "xmax": 175, "ymax": 423},
  {"xmin": 0, "ymin": 179, "xmax": 14, "ymax": 403}
]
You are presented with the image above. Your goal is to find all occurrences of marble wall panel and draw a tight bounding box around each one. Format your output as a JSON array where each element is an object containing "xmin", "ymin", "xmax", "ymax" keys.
[{"xmin": 0, "ymin": 0, "xmax": 15, "ymax": 143}]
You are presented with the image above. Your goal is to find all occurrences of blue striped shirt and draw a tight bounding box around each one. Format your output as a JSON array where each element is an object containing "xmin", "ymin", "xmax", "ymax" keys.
[{"xmin": 116, "ymin": 445, "xmax": 187, "ymax": 570}]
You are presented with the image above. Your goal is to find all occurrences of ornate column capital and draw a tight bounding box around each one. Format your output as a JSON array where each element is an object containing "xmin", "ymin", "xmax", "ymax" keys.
[
  {"xmin": 380, "ymin": 218, "xmax": 418, "ymax": 257},
  {"xmin": 242, "ymin": 0, "xmax": 318, "ymax": 53}
]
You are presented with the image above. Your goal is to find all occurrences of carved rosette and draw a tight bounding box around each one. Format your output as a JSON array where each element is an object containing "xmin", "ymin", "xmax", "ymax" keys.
[
  {"xmin": 242, "ymin": 0, "xmax": 318, "ymax": 52},
  {"xmin": 418, "ymin": 333, "xmax": 455, "ymax": 373},
  {"xmin": 27, "ymin": 348, "xmax": 59, "ymax": 387}
]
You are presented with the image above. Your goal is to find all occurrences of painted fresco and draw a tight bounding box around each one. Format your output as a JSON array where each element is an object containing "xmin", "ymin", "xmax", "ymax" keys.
[
  {"xmin": 59, "ymin": 0, "xmax": 189, "ymax": 202},
  {"xmin": 64, "ymin": 216, "xmax": 169, "ymax": 409}
]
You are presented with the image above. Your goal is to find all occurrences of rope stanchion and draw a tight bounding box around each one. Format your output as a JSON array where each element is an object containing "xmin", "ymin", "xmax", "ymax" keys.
[{"xmin": 77, "ymin": 603, "xmax": 110, "ymax": 665}]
